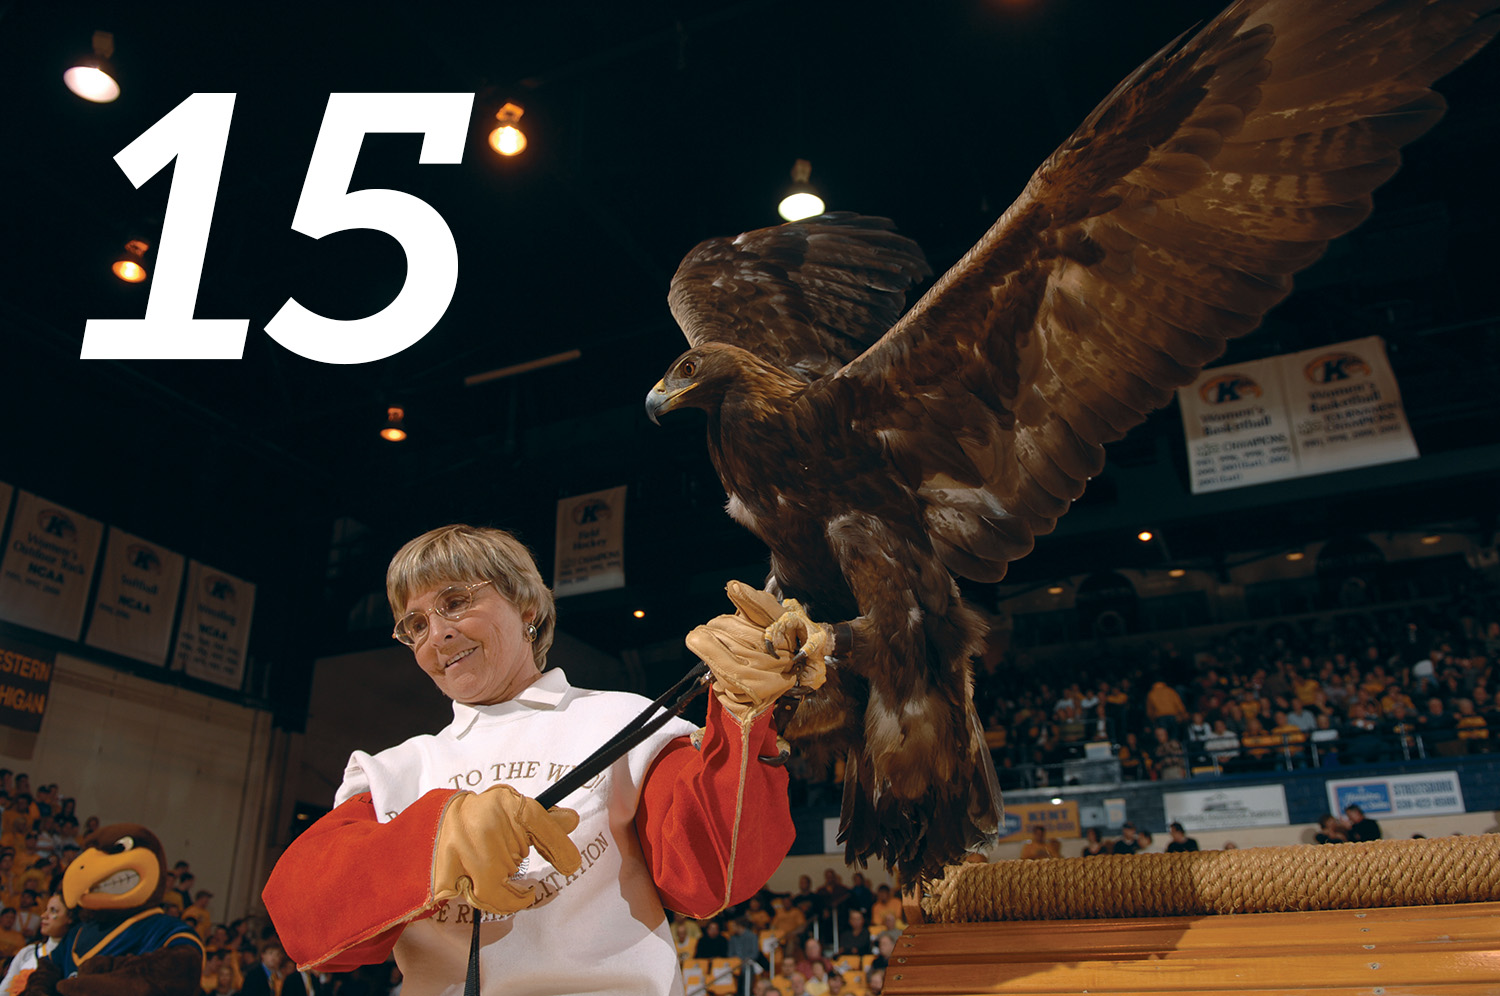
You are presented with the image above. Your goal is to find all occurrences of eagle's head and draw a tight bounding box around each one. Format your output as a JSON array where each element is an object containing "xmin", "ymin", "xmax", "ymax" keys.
[
  {"xmin": 646, "ymin": 345, "xmax": 742, "ymax": 424},
  {"xmin": 62, "ymin": 823, "xmax": 168, "ymax": 914},
  {"xmin": 646, "ymin": 343, "xmax": 802, "ymax": 425}
]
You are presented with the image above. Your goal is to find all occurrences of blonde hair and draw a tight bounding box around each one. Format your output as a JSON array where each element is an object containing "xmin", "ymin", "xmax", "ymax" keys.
[{"xmin": 386, "ymin": 524, "xmax": 556, "ymax": 669}]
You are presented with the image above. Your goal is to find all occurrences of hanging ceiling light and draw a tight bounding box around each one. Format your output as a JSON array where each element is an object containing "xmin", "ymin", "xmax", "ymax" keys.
[
  {"xmin": 1137, "ymin": 530, "xmax": 1154, "ymax": 543},
  {"xmin": 778, "ymin": 159, "xmax": 825, "ymax": 221},
  {"xmin": 111, "ymin": 239, "xmax": 150, "ymax": 283},
  {"xmin": 380, "ymin": 406, "xmax": 408, "ymax": 442},
  {"xmin": 488, "ymin": 102, "xmax": 528, "ymax": 157},
  {"xmin": 64, "ymin": 31, "xmax": 121, "ymax": 103}
]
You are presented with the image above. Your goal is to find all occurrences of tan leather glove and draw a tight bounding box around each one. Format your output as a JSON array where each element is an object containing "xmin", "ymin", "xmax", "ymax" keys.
[
  {"xmin": 432, "ymin": 784, "xmax": 581, "ymax": 916},
  {"xmin": 686, "ymin": 581, "xmax": 829, "ymax": 723}
]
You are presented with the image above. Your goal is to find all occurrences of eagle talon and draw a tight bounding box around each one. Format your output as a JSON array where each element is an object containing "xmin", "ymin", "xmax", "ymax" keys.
[
  {"xmin": 758, "ymin": 736, "xmax": 793, "ymax": 766},
  {"xmin": 764, "ymin": 599, "xmax": 832, "ymax": 692}
]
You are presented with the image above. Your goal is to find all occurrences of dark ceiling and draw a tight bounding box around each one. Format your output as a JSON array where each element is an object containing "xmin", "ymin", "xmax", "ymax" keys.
[{"xmin": 3, "ymin": 0, "xmax": 1499, "ymax": 728}]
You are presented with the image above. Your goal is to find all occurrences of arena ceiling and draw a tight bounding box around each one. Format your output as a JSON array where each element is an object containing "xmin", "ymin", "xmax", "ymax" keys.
[{"xmin": 3, "ymin": 0, "xmax": 1498, "ymax": 726}]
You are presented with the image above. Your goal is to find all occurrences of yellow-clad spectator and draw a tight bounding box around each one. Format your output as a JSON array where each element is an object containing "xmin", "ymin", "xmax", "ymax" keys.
[
  {"xmin": 1145, "ymin": 682, "xmax": 1188, "ymax": 726},
  {"xmin": 0, "ymin": 909, "xmax": 25, "ymax": 958},
  {"xmin": 0, "ymin": 854, "xmax": 20, "ymax": 911},
  {"xmin": 1380, "ymin": 685, "xmax": 1414, "ymax": 717},
  {"xmin": 870, "ymin": 884, "xmax": 904, "ymax": 933},
  {"xmin": 14, "ymin": 834, "xmax": 39, "ymax": 875},
  {"xmin": 205, "ymin": 948, "xmax": 242, "ymax": 992},
  {"xmin": 770, "ymin": 897, "xmax": 806, "ymax": 947},
  {"xmin": 672, "ymin": 918, "xmax": 696, "ymax": 962},
  {"xmin": 17, "ymin": 862, "xmax": 48, "ymax": 899},
  {"xmin": 1019, "ymin": 825, "xmax": 1060, "ymax": 859},
  {"xmin": 1456, "ymin": 699, "xmax": 1489, "ymax": 746},
  {"xmin": 183, "ymin": 891, "xmax": 214, "ymax": 941}
]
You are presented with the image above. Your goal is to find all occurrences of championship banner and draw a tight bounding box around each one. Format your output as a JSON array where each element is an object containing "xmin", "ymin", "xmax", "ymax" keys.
[
  {"xmin": 1163, "ymin": 785, "xmax": 1290, "ymax": 831},
  {"xmin": 1282, "ymin": 335, "xmax": 1420, "ymax": 475},
  {"xmin": 1178, "ymin": 336, "xmax": 1418, "ymax": 494},
  {"xmin": 1325, "ymin": 771, "xmax": 1465, "ymax": 818},
  {"xmin": 0, "ymin": 492, "xmax": 105, "ymax": 640},
  {"xmin": 172, "ymin": 561, "xmax": 256, "ymax": 690},
  {"xmin": 997, "ymin": 801, "xmax": 1082, "ymax": 842},
  {"xmin": 553, "ymin": 486, "xmax": 628, "ymax": 597},
  {"xmin": 84, "ymin": 528, "xmax": 187, "ymax": 667},
  {"xmin": 0, "ymin": 635, "xmax": 56, "ymax": 733},
  {"xmin": 1178, "ymin": 354, "xmax": 1299, "ymax": 494}
]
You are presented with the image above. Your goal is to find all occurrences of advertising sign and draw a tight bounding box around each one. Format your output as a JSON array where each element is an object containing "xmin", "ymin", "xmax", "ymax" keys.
[
  {"xmin": 1325, "ymin": 771, "xmax": 1465, "ymax": 818},
  {"xmin": 1163, "ymin": 784, "xmax": 1290, "ymax": 830},
  {"xmin": 997, "ymin": 801, "xmax": 1081, "ymax": 842}
]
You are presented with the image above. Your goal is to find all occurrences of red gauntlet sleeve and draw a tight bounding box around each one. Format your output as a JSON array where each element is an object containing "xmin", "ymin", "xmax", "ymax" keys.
[
  {"xmin": 635, "ymin": 699, "xmax": 795, "ymax": 917},
  {"xmin": 263, "ymin": 788, "xmax": 457, "ymax": 971}
]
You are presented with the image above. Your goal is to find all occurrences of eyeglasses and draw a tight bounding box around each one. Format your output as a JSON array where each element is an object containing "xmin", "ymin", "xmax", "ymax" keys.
[{"xmin": 392, "ymin": 581, "xmax": 495, "ymax": 647}]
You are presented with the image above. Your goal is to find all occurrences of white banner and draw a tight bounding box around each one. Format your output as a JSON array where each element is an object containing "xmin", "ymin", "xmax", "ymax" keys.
[
  {"xmin": 172, "ymin": 561, "xmax": 255, "ymax": 690},
  {"xmin": 1178, "ymin": 336, "xmax": 1418, "ymax": 494},
  {"xmin": 84, "ymin": 528, "xmax": 186, "ymax": 667},
  {"xmin": 1283, "ymin": 336, "xmax": 1420, "ymax": 475},
  {"xmin": 553, "ymin": 486, "xmax": 627, "ymax": 597},
  {"xmin": 1325, "ymin": 771, "xmax": 1465, "ymax": 818},
  {"xmin": 1163, "ymin": 784, "xmax": 1290, "ymax": 831},
  {"xmin": 0, "ymin": 492, "xmax": 104, "ymax": 640},
  {"xmin": 1179, "ymin": 355, "xmax": 1299, "ymax": 493}
]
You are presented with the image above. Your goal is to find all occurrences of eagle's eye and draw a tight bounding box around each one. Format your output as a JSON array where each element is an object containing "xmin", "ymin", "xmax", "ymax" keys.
[
  {"xmin": 110, "ymin": 836, "xmax": 135, "ymax": 854},
  {"xmin": 681, "ymin": 360, "xmax": 697, "ymax": 378}
]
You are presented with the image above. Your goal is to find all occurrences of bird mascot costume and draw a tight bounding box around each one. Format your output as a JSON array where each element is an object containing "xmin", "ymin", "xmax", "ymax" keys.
[{"xmin": 22, "ymin": 824, "xmax": 204, "ymax": 996}]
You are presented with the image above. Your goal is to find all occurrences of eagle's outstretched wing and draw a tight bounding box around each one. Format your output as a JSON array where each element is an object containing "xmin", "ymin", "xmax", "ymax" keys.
[
  {"xmin": 667, "ymin": 214, "xmax": 930, "ymax": 382},
  {"xmin": 809, "ymin": 0, "xmax": 1498, "ymax": 582}
]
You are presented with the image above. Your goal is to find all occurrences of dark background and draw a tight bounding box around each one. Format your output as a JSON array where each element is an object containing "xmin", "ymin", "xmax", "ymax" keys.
[{"xmin": 2, "ymin": 0, "xmax": 1497, "ymax": 730}]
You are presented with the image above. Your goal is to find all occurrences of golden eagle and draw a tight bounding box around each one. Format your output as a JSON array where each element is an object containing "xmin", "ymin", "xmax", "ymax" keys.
[{"xmin": 646, "ymin": 0, "xmax": 1498, "ymax": 881}]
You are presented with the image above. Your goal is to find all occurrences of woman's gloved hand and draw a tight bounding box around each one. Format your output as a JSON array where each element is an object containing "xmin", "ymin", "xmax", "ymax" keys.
[
  {"xmin": 686, "ymin": 580, "xmax": 829, "ymax": 723},
  {"xmin": 432, "ymin": 784, "xmax": 581, "ymax": 916}
]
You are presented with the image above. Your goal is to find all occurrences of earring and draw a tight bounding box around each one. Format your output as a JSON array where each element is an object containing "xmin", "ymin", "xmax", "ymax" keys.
[{"xmin": 525, "ymin": 623, "xmax": 538, "ymax": 643}]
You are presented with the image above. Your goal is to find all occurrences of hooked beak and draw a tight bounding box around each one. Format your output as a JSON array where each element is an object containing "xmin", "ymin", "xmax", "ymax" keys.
[{"xmin": 645, "ymin": 379, "xmax": 691, "ymax": 426}]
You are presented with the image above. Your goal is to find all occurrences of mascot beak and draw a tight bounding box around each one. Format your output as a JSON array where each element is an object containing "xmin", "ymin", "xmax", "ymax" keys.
[
  {"xmin": 62, "ymin": 839, "xmax": 160, "ymax": 911},
  {"xmin": 645, "ymin": 379, "xmax": 691, "ymax": 426}
]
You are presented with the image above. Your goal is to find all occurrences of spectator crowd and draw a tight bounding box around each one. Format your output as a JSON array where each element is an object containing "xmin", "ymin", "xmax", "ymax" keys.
[
  {"xmin": 670, "ymin": 868, "xmax": 906, "ymax": 995},
  {"xmin": 0, "ymin": 770, "xmax": 327, "ymax": 996},
  {"xmin": 960, "ymin": 598, "xmax": 1498, "ymax": 789}
]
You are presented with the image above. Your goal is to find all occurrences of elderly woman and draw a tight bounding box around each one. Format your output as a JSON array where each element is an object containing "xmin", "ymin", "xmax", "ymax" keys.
[{"xmin": 264, "ymin": 525, "xmax": 808, "ymax": 995}]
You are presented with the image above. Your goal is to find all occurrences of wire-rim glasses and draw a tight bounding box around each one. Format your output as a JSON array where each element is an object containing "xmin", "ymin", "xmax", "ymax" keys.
[{"xmin": 392, "ymin": 580, "xmax": 495, "ymax": 647}]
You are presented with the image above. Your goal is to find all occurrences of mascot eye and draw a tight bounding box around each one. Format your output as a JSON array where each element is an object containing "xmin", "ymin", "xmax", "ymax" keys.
[
  {"xmin": 111, "ymin": 836, "xmax": 135, "ymax": 854},
  {"xmin": 681, "ymin": 360, "xmax": 696, "ymax": 377}
]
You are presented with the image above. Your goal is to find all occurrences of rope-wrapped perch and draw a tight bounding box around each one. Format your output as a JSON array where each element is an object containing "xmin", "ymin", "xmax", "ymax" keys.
[{"xmin": 922, "ymin": 835, "xmax": 1500, "ymax": 922}]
